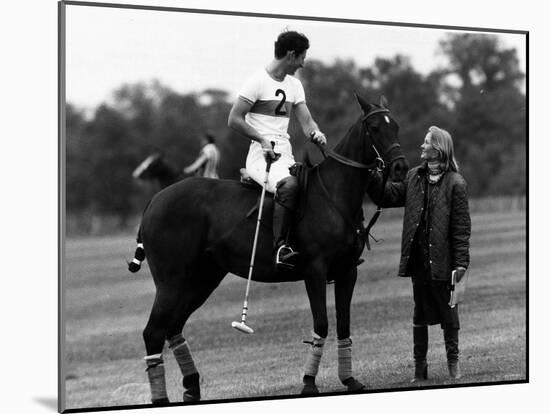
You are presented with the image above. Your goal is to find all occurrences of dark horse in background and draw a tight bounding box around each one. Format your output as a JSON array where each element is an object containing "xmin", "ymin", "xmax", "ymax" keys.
[
  {"xmin": 132, "ymin": 152, "xmax": 183, "ymax": 190},
  {"xmin": 129, "ymin": 94, "xmax": 408, "ymax": 404}
]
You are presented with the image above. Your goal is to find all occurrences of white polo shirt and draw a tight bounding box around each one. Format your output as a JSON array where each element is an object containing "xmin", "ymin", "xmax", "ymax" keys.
[{"xmin": 238, "ymin": 68, "xmax": 306, "ymax": 139}]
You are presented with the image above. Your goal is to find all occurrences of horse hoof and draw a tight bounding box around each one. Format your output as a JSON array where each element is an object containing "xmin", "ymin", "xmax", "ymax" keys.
[
  {"xmin": 183, "ymin": 390, "xmax": 201, "ymax": 402},
  {"xmin": 151, "ymin": 397, "xmax": 170, "ymax": 406},
  {"xmin": 301, "ymin": 383, "xmax": 319, "ymax": 395},
  {"xmin": 183, "ymin": 373, "xmax": 201, "ymax": 402},
  {"xmin": 343, "ymin": 377, "xmax": 365, "ymax": 392}
]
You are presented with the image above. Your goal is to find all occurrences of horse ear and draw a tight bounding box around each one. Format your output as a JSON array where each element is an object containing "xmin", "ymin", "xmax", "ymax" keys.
[
  {"xmin": 354, "ymin": 92, "xmax": 373, "ymax": 114},
  {"xmin": 379, "ymin": 95, "xmax": 389, "ymax": 109}
]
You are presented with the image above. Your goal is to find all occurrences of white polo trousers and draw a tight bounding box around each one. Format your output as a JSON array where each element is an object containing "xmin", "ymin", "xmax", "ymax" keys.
[{"xmin": 245, "ymin": 138, "xmax": 295, "ymax": 194}]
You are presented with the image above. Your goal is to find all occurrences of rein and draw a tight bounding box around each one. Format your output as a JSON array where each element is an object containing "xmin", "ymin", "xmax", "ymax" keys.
[
  {"xmin": 317, "ymin": 142, "xmax": 402, "ymax": 171},
  {"xmin": 313, "ymin": 107, "xmax": 401, "ymax": 251}
]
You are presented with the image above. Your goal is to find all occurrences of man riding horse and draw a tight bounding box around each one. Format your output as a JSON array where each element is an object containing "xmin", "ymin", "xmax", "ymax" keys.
[
  {"xmin": 128, "ymin": 30, "xmax": 409, "ymax": 405},
  {"xmin": 228, "ymin": 30, "xmax": 327, "ymax": 270}
]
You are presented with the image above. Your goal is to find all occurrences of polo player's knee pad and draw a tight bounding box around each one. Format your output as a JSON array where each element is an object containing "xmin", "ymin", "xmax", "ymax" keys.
[{"xmin": 275, "ymin": 176, "xmax": 299, "ymax": 210}]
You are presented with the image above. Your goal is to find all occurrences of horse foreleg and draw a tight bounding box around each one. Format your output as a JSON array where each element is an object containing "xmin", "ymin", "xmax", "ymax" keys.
[
  {"xmin": 302, "ymin": 333, "xmax": 325, "ymax": 394},
  {"xmin": 301, "ymin": 260, "xmax": 329, "ymax": 394},
  {"xmin": 334, "ymin": 267, "xmax": 365, "ymax": 392}
]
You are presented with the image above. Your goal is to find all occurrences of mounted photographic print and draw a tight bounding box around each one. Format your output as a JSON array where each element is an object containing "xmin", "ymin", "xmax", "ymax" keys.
[{"xmin": 59, "ymin": 1, "xmax": 528, "ymax": 412}]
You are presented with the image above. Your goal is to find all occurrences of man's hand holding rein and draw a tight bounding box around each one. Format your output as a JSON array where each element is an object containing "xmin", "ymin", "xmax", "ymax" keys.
[{"xmin": 310, "ymin": 130, "xmax": 327, "ymax": 146}]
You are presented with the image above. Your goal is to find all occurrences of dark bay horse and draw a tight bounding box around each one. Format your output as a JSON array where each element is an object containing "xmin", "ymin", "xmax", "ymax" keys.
[{"xmin": 129, "ymin": 94, "xmax": 408, "ymax": 404}]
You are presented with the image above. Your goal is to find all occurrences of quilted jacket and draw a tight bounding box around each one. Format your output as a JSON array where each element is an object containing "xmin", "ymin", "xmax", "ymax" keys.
[{"xmin": 367, "ymin": 163, "xmax": 471, "ymax": 281}]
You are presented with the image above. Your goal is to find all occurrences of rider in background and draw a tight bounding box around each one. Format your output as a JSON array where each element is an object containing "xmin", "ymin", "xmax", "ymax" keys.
[
  {"xmin": 183, "ymin": 132, "xmax": 220, "ymax": 179},
  {"xmin": 228, "ymin": 30, "xmax": 327, "ymax": 270}
]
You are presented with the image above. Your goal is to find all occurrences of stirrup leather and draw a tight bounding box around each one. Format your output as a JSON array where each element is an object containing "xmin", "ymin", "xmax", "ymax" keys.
[{"xmin": 276, "ymin": 244, "xmax": 299, "ymax": 269}]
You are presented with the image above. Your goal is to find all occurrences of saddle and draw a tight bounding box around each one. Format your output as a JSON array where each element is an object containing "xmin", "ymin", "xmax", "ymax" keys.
[
  {"xmin": 239, "ymin": 168, "xmax": 274, "ymax": 220},
  {"xmin": 239, "ymin": 168, "xmax": 261, "ymax": 190},
  {"xmin": 239, "ymin": 164, "xmax": 366, "ymax": 272},
  {"xmin": 239, "ymin": 163, "xmax": 308, "ymax": 189},
  {"xmin": 239, "ymin": 163, "xmax": 309, "ymax": 220}
]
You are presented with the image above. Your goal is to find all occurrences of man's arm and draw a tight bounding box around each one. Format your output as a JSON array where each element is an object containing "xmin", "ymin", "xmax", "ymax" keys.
[
  {"xmin": 183, "ymin": 152, "xmax": 208, "ymax": 174},
  {"xmin": 228, "ymin": 98, "xmax": 276, "ymax": 159},
  {"xmin": 294, "ymin": 103, "xmax": 327, "ymax": 146}
]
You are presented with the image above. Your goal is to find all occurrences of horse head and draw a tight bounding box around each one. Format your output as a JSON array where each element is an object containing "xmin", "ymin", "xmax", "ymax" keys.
[
  {"xmin": 132, "ymin": 152, "xmax": 182, "ymax": 189},
  {"xmin": 354, "ymin": 93, "xmax": 409, "ymax": 182}
]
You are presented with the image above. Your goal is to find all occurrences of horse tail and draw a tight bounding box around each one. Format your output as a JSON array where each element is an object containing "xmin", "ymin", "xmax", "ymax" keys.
[
  {"xmin": 128, "ymin": 198, "xmax": 155, "ymax": 273},
  {"xmin": 128, "ymin": 225, "xmax": 146, "ymax": 273}
]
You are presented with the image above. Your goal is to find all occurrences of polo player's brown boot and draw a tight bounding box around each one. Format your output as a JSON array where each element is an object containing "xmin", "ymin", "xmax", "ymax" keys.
[
  {"xmin": 411, "ymin": 326, "xmax": 428, "ymax": 383},
  {"xmin": 444, "ymin": 328, "xmax": 461, "ymax": 379},
  {"xmin": 273, "ymin": 202, "xmax": 299, "ymax": 270}
]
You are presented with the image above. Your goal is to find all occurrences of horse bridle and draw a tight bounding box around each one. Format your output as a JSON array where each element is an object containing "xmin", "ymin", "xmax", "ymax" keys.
[{"xmin": 314, "ymin": 108, "xmax": 405, "ymax": 173}]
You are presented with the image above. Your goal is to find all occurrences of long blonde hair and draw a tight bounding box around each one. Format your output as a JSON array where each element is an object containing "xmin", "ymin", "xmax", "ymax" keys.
[{"xmin": 428, "ymin": 125, "xmax": 459, "ymax": 172}]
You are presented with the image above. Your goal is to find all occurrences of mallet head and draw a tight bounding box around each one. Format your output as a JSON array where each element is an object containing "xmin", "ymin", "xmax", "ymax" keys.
[{"xmin": 231, "ymin": 321, "xmax": 254, "ymax": 334}]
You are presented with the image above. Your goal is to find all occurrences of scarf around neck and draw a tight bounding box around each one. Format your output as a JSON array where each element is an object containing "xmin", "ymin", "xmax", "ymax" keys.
[{"xmin": 427, "ymin": 161, "xmax": 444, "ymax": 184}]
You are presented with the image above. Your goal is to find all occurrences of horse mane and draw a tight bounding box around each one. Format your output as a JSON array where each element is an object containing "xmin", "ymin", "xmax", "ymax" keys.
[
  {"xmin": 302, "ymin": 115, "xmax": 369, "ymax": 169},
  {"xmin": 332, "ymin": 117, "xmax": 363, "ymax": 152}
]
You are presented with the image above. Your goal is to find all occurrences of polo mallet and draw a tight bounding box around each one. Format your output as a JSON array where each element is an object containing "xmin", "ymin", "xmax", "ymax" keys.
[{"xmin": 232, "ymin": 142, "xmax": 276, "ymax": 334}]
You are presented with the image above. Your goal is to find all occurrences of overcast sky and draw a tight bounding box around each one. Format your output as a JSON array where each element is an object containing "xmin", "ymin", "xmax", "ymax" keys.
[{"xmin": 64, "ymin": 3, "xmax": 526, "ymax": 110}]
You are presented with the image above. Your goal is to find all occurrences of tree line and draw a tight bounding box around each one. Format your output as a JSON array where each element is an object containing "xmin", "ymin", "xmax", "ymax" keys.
[{"xmin": 66, "ymin": 33, "xmax": 526, "ymax": 231}]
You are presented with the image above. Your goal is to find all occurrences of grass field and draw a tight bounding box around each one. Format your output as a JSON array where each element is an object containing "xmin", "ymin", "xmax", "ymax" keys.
[{"xmin": 62, "ymin": 208, "xmax": 526, "ymax": 410}]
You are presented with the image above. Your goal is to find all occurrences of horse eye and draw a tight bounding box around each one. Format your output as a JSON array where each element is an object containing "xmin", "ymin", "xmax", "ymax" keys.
[{"xmin": 384, "ymin": 115, "xmax": 390, "ymax": 124}]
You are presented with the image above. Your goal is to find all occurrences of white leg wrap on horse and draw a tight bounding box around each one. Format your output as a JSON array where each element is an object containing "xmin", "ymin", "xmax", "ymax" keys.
[
  {"xmin": 144, "ymin": 354, "xmax": 168, "ymax": 401},
  {"xmin": 168, "ymin": 334, "xmax": 198, "ymax": 376},
  {"xmin": 303, "ymin": 334, "xmax": 325, "ymax": 377},
  {"xmin": 337, "ymin": 337, "xmax": 353, "ymax": 382}
]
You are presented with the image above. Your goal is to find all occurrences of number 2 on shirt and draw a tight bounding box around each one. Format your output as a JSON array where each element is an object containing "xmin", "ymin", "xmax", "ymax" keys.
[{"xmin": 275, "ymin": 89, "xmax": 287, "ymax": 115}]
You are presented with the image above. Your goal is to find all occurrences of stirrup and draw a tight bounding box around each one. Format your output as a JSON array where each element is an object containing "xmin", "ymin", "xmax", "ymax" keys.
[{"xmin": 276, "ymin": 244, "xmax": 299, "ymax": 270}]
